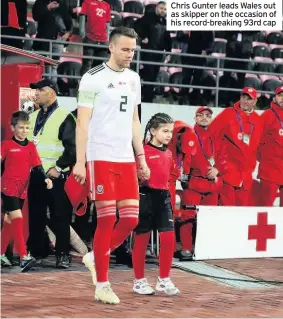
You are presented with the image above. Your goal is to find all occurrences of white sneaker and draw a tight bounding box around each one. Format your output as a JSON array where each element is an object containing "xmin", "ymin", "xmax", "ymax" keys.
[
  {"xmin": 155, "ymin": 277, "xmax": 180, "ymax": 296},
  {"xmin": 82, "ymin": 251, "xmax": 97, "ymax": 285},
  {"xmin": 95, "ymin": 283, "xmax": 120, "ymax": 304},
  {"xmin": 133, "ymin": 278, "xmax": 155, "ymax": 295}
]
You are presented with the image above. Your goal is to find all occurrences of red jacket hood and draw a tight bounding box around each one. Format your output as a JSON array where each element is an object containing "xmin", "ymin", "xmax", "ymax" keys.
[{"xmin": 170, "ymin": 120, "xmax": 193, "ymax": 148}]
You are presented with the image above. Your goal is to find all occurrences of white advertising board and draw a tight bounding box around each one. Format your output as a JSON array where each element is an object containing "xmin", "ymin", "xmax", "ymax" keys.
[{"xmin": 194, "ymin": 206, "xmax": 283, "ymax": 260}]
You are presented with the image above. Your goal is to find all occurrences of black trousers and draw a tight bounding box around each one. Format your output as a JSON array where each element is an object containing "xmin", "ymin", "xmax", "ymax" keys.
[
  {"xmin": 142, "ymin": 52, "xmax": 164, "ymax": 103},
  {"xmin": 27, "ymin": 172, "xmax": 73, "ymax": 258},
  {"xmin": 81, "ymin": 37, "xmax": 109, "ymax": 76}
]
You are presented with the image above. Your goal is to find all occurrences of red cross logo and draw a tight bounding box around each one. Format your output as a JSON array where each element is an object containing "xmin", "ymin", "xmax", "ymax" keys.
[{"xmin": 248, "ymin": 212, "xmax": 276, "ymax": 251}]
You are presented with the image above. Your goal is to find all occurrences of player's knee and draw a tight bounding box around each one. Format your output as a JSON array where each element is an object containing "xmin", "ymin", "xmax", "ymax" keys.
[
  {"xmin": 119, "ymin": 216, "xmax": 139, "ymax": 231},
  {"xmin": 97, "ymin": 214, "xmax": 117, "ymax": 230},
  {"xmin": 118, "ymin": 205, "xmax": 139, "ymax": 230}
]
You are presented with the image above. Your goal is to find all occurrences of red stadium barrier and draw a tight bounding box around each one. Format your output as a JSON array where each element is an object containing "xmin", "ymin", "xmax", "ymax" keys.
[{"xmin": 1, "ymin": 44, "xmax": 57, "ymax": 140}]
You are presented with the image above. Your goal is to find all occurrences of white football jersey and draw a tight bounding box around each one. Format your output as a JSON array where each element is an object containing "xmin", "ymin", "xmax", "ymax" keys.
[{"xmin": 78, "ymin": 62, "xmax": 141, "ymax": 162}]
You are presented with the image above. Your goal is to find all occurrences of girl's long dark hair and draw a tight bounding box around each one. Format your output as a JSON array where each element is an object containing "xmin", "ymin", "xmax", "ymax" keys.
[{"xmin": 143, "ymin": 112, "xmax": 174, "ymax": 144}]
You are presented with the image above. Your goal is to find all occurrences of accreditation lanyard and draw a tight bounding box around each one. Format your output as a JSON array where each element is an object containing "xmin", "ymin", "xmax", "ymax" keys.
[
  {"xmin": 195, "ymin": 130, "xmax": 215, "ymax": 166},
  {"xmin": 235, "ymin": 110, "xmax": 254, "ymax": 145},
  {"xmin": 33, "ymin": 106, "xmax": 58, "ymax": 137},
  {"xmin": 271, "ymin": 108, "xmax": 283, "ymax": 129}
]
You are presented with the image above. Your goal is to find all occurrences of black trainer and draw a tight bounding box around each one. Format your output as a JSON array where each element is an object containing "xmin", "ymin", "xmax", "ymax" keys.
[
  {"xmin": 20, "ymin": 255, "xmax": 37, "ymax": 272},
  {"xmin": 179, "ymin": 250, "xmax": 193, "ymax": 261},
  {"xmin": 56, "ymin": 254, "xmax": 70, "ymax": 269}
]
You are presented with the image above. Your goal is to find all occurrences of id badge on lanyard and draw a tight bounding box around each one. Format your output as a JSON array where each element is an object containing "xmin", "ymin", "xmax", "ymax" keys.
[
  {"xmin": 235, "ymin": 110, "xmax": 254, "ymax": 146},
  {"xmin": 208, "ymin": 157, "xmax": 215, "ymax": 166},
  {"xmin": 242, "ymin": 134, "xmax": 250, "ymax": 145}
]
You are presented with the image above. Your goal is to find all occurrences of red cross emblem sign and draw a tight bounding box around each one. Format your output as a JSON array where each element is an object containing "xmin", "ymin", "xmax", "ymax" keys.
[{"xmin": 248, "ymin": 212, "xmax": 276, "ymax": 251}]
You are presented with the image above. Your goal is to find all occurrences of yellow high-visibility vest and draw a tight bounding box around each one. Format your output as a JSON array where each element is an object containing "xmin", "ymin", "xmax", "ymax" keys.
[{"xmin": 28, "ymin": 107, "xmax": 69, "ymax": 172}]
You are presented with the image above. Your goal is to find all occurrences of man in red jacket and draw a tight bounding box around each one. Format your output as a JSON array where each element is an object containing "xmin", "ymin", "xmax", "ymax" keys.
[
  {"xmin": 257, "ymin": 85, "xmax": 283, "ymax": 207},
  {"xmin": 179, "ymin": 107, "xmax": 228, "ymax": 257},
  {"xmin": 209, "ymin": 87, "xmax": 263, "ymax": 206},
  {"xmin": 182, "ymin": 106, "xmax": 228, "ymax": 206}
]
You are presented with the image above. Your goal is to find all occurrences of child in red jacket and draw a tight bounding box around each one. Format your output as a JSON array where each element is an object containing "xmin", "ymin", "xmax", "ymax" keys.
[
  {"xmin": 1, "ymin": 111, "xmax": 52, "ymax": 272},
  {"xmin": 132, "ymin": 113, "xmax": 180, "ymax": 296}
]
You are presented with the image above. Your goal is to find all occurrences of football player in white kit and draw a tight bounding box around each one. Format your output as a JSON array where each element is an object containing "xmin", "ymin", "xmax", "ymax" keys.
[{"xmin": 73, "ymin": 26, "xmax": 150, "ymax": 304}]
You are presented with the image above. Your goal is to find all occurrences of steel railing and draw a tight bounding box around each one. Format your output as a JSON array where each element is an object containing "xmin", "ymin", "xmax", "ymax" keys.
[{"xmin": 1, "ymin": 34, "xmax": 283, "ymax": 106}]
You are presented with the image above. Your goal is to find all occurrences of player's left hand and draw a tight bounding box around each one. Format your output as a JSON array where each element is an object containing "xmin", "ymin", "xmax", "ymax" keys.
[
  {"xmin": 45, "ymin": 178, "xmax": 53, "ymax": 189},
  {"xmin": 47, "ymin": 167, "xmax": 60, "ymax": 179},
  {"xmin": 138, "ymin": 157, "xmax": 150, "ymax": 180}
]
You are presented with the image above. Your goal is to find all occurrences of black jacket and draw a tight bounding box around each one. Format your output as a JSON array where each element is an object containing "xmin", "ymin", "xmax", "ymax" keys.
[
  {"xmin": 134, "ymin": 12, "xmax": 171, "ymax": 52},
  {"xmin": 56, "ymin": 109, "xmax": 77, "ymax": 170},
  {"xmin": 32, "ymin": 0, "xmax": 73, "ymax": 52}
]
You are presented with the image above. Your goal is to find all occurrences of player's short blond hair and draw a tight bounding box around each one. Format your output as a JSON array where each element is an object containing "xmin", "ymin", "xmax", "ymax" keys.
[{"xmin": 109, "ymin": 26, "xmax": 138, "ymax": 43}]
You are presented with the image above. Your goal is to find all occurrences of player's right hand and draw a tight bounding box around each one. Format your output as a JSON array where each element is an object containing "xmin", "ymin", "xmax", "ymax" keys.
[{"xmin": 73, "ymin": 162, "xmax": 86, "ymax": 185}]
